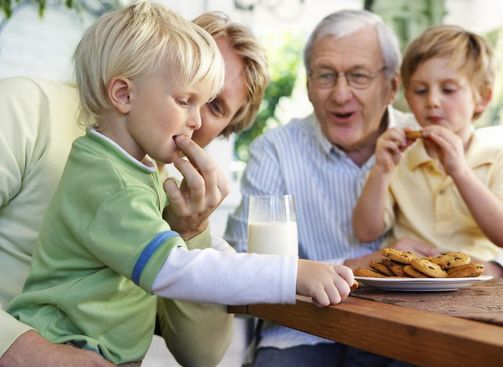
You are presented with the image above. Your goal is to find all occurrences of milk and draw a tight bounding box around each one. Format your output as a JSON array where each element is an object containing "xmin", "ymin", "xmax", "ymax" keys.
[{"xmin": 248, "ymin": 221, "xmax": 298, "ymax": 257}]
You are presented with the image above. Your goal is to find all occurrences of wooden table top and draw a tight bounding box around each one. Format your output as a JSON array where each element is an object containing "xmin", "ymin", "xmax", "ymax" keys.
[
  {"xmin": 352, "ymin": 278, "xmax": 503, "ymax": 326},
  {"xmin": 228, "ymin": 278, "xmax": 503, "ymax": 367}
]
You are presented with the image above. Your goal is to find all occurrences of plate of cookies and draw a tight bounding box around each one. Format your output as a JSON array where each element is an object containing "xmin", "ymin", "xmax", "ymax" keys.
[{"xmin": 353, "ymin": 248, "xmax": 493, "ymax": 292}]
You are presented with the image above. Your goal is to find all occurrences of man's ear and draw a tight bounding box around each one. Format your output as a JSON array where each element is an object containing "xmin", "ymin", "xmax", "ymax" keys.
[
  {"xmin": 388, "ymin": 74, "xmax": 400, "ymax": 105},
  {"xmin": 108, "ymin": 77, "xmax": 132, "ymax": 114},
  {"xmin": 475, "ymin": 86, "xmax": 493, "ymax": 114},
  {"xmin": 306, "ymin": 77, "xmax": 314, "ymax": 104}
]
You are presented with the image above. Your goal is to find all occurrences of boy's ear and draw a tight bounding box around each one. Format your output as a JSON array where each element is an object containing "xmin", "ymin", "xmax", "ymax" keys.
[
  {"xmin": 108, "ymin": 77, "xmax": 133, "ymax": 114},
  {"xmin": 475, "ymin": 86, "xmax": 493, "ymax": 114}
]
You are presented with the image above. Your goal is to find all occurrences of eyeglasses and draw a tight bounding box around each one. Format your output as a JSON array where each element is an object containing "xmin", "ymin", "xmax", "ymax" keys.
[{"xmin": 309, "ymin": 66, "xmax": 386, "ymax": 90}]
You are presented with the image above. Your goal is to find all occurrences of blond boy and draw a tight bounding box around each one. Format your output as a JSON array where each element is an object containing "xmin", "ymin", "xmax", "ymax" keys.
[
  {"xmin": 353, "ymin": 25, "xmax": 503, "ymax": 264},
  {"xmin": 8, "ymin": 2, "xmax": 354, "ymax": 365}
]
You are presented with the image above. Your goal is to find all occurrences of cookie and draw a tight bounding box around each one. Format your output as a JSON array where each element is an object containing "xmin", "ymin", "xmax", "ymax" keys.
[
  {"xmin": 403, "ymin": 265, "xmax": 427, "ymax": 278},
  {"xmin": 381, "ymin": 248, "xmax": 417, "ymax": 264},
  {"xmin": 389, "ymin": 263, "xmax": 407, "ymax": 277},
  {"xmin": 369, "ymin": 260, "xmax": 394, "ymax": 276},
  {"xmin": 429, "ymin": 252, "xmax": 471, "ymax": 270},
  {"xmin": 405, "ymin": 130, "xmax": 422, "ymax": 140},
  {"xmin": 447, "ymin": 263, "xmax": 484, "ymax": 278},
  {"xmin": 410, "ymin": 258, "xmax": 447, "ymax": 278},
  {"xmin": 353, "ymin": 268, "xmax": 386, "ymax": 278},
  {"xmin": 381, "ymin": 258, "xmax": 406, "ymax": 276}
]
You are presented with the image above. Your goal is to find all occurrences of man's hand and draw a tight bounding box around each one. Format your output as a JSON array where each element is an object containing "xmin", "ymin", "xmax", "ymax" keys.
[
  {"xmin": 0, "ymin": 330, "xmax": 116, "ymax": 367},
  {"xmin": 163, "ymin": 135, "xmax": 230, "ymax": 240}
]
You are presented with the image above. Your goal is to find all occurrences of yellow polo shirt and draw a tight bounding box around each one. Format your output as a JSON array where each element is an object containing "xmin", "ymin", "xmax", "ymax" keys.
[{"xmin": 383, "ymin": 129, "xmax": 503, "ymax": 261}]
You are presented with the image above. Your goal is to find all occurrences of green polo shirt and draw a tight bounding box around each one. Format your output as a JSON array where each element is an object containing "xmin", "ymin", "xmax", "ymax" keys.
[{"xmin": 8, "ymin": 130, "xmax": 186, "ymax": 364}]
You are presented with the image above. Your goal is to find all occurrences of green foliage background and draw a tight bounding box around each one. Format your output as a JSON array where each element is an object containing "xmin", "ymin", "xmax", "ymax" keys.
[
  {"xmin": 1, "ymin": 0, "xmax": 117, "ymax": 19},
  {"xmin": 234, "ymin": 32, "xmax": 302, "ymax": 162}
]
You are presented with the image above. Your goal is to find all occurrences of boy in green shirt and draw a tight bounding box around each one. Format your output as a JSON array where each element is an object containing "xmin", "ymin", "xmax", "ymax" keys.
[{"xmin": 8, "ymin": 1, "xmax": 355, "ymax": 365}]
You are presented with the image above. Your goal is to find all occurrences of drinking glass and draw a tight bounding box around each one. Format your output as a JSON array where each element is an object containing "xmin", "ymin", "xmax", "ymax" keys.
[{"xmin": 247, "ymin": 194, "xmax": 298, "ymax": 257}]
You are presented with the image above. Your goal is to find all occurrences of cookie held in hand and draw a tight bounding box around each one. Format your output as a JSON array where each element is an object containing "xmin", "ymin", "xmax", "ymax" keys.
[{"xmin": 405, "ymin": 130, "xmax": 422, "ymax": 140}]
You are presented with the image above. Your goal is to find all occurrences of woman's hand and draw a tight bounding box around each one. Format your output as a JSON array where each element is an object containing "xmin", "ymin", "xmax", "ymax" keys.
[{"xmin": 163, "ymin": 135, "xmax": 230, "ymax": 240}]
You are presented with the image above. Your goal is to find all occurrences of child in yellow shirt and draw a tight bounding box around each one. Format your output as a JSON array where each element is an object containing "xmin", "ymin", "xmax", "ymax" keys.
[{"xmin": 353, "ymin": 25, "xmax": 503, "ymax": 266}]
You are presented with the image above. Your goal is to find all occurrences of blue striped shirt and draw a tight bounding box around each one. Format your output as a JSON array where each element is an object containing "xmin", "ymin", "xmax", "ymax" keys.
[{"xmin": 224, "ymin": 107, "xmax": 414, "ymax": 349}]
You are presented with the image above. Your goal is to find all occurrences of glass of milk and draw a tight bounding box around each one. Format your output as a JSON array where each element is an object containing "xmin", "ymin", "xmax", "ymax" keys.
[{"xmin": 247, "ymin": 194, "xmax": 298, "ymax": 257}]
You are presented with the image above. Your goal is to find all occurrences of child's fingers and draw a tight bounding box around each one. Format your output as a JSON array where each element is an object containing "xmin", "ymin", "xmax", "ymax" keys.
[
  {"xmin": 332, "ymin": 274, "xmax": 351, "ymax": 299},
  {"xmin": 324, "ymin": 283, "xmax": 343, "ymax": 305},
  {"xmin": 311, "ymin": 289, "xmax": 330, "ymax": 308},
  {"xmin": 333, "ymin": 264, "xmax": 355, "ymax": 287},
  {"xmin": 391, "ymin": 150, "xmax": 403, "ymax": 165}
]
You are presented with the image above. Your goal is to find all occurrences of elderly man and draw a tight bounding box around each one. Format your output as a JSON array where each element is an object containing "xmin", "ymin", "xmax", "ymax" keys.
[
  {"xmin": 224, "ymin": 9, "xmax": 417, "ymax": 366},
  {"xmin": 0, "ymin": 11, "xmax": 269, "ymax": 367}
]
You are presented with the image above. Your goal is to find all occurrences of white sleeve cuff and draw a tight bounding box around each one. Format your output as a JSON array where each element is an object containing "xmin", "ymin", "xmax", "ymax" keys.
[{"xmin": 152, "ymin": 247, "xmax": 297, "ymax": 305}]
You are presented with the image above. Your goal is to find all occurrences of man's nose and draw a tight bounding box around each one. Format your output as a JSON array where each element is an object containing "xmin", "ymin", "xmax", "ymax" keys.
[{"xmin": 330, "ymin": 75, "xmax": 352, "ymax": 104}]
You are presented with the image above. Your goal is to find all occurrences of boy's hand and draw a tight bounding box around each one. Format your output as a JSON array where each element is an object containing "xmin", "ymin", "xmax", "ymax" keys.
[
  {"xmin": 422, "ymin": 126, "xmax": 468, "ymax": 178},
  {"xmin": 163, "ymin": 135, "xmax": 230, "ymax": 240},
  {"xmin": 374, "ymin": 128, "xmax": 410, "ymax": 174},
  {"xmin": 296, "ymin": 260, "xmax": 354, "ymax": 307}
]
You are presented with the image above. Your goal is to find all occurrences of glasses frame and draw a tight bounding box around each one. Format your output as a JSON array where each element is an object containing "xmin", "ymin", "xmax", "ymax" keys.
[{"xmin": 308, "ymin": 66, "xmax": 387, "ymax": 90}]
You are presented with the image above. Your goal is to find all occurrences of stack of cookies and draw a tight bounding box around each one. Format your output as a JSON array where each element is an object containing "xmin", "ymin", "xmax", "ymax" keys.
[{"xmin": 354, "ymin": 248, "xmax": 485, "ymax": 278}]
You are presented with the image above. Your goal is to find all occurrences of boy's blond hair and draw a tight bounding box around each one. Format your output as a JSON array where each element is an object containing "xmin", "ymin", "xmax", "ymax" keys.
[
  {"xmin": 401, "ymin": 25, "xmax": 495, "ymax": 118},
  {"xmin": 74, "ymin": 1, "xmax": 224, "ymax": 127},
  {"xmin": 193, "ymin": 11, "xmax": 269, "ymax": 136}
]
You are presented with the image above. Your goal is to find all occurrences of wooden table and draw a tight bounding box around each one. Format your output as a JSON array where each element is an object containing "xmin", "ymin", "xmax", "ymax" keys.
[{"xmin": 228, "ymin": 279, "xmax": 503, "ymax": 367}]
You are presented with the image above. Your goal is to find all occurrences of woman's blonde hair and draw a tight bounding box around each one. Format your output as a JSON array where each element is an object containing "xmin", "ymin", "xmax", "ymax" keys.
[
  {"xmin": 74, "ymin": 1, "xmax": 224, "ymax": 127},
  {"xmin": 193, "ymin": 11, "xmax": 269, "ymax": 136},
  {"xmin": 401, "ymin": 24, "xmax": 495, "ymax": 118}
]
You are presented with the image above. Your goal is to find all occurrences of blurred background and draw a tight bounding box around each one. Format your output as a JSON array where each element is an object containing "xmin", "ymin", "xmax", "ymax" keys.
[{"xmin": 2, "ymin": 1, "xmax": 503, "ymax": 365}]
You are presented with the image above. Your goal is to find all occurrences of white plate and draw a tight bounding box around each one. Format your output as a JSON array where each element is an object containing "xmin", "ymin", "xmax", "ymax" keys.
[{"xmin": 354, "ymin": 275, "xmax": 493, "ymax": 292}]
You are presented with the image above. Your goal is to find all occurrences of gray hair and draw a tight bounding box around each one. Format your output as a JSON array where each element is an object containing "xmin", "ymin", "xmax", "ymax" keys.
[{"xmin": 303, "ymin": 9, "xmax": 401, "ymax": 79}]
